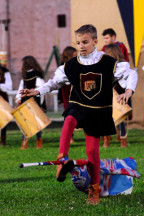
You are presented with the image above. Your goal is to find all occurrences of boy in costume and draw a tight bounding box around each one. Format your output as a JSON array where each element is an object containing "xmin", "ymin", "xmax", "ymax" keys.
[
  {"xmin": 101, "ymin": 28, "xmax": 129, "ymax": 62},
  {"xmin": 20, "ymin": 24, "xmax": 138, "ymax": 205}
]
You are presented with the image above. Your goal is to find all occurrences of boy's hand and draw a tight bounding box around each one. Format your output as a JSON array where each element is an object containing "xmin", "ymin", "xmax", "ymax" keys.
[
  {"xmin": 117, "ymin": 89, "xmax": 133, "ymax": 105},
  {"xmin": 19, "ymin": 88, "xmax": 40, "ymax": 98}
]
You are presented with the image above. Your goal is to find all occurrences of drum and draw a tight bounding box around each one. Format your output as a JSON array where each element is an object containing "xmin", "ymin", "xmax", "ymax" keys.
[
  {"xmin": 113, "ymin": 89, "xmax": 132, "ymax": 126},
  {"xmin": 0, "ymin": 51, "xmax": 8, "ymax": 67},
  {"xmin": 11, "ymin": 97, "xmax": 51, "ymax": 138},
  {"xmin": 0, "ymin": 96, "xmax": 13, "ymax": 129}
]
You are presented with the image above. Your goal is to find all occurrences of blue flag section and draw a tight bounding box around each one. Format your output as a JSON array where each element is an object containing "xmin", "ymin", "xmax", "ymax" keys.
[
  {"xmin": 70, "ymin": 157, "xmax": 140, "ymax": 196},
  {"xmin": 117, "ymin": 0, "xmax": 134, "ymax": 65}
]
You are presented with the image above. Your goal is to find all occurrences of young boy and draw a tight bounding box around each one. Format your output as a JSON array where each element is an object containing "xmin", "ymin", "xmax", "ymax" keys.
[
  {"xmin": 101, "ymin": 28, "xmax": 129, "ymax": 62},
  {"xmin": 20, "ymin": 24, "xmax": 138, "ymax": 205}
]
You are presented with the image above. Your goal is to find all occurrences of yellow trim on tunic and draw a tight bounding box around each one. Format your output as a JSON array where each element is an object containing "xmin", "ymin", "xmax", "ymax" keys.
[
  {"xmin": 113, "ymin": 61, "xmax": 118, "ymax": 74},
  {"xmin": 68, "ymin": 100, "xmax": 112, "ymax": 109},
  {"xmin": 23, "ymin": 76, "xmax": 40, "ymax": 81},
  {"xmin": 69, "ymin": 85, "xmax": 73, "ymax": 100}
]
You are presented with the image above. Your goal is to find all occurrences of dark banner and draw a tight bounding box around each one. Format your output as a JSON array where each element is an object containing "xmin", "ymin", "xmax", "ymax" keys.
[{"xmin": 117, "ymin": 0, "xmax": 134, "ymax": 65}]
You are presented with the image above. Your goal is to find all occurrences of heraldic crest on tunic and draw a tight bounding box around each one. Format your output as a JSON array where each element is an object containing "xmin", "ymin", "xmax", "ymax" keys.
[{"xmin": 80, "ymin": 72, "xmax": 102, "ymax": 100}]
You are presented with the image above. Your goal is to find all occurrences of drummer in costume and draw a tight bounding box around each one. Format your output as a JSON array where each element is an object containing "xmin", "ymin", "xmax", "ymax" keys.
[
  {"xmin": 20, "ymin": 24, "xmax": 138, "ymax": 205},
  {"xmin": 104, "ymin": 44, "xmax": 131, "ymax": 147},
  {"xmin": 15, "ymin": 56, "xmax": 46, "ymax": 149},
  {"xmin": 0, "ymin": 64, "xmax": 12, "ymax": 145},
  {"xmin": 60, "ymin": 46, "xmax": 77, "ymax": 110},
  {"xmin": 101, "ymin": 28, "xmax": 133, "ymax": 146}
]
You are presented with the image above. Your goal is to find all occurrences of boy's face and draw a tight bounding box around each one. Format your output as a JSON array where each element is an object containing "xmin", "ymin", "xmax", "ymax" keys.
[
  {"xmin": 103, "ymin": 34, "xmax": 115, "ymax": 45},
  {"xmin": 75, "ymin": 33, "xmax": 98, "ymax": 56}
]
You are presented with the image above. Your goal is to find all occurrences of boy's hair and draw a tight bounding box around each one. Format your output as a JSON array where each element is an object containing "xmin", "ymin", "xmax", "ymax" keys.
[
  {"xmin": 102, "ymin": 28, "xmax": 116, "ymax": 37},
  {"xmin": 61, "ymin": 46, "xmax": 77, "ymax": 64},
  {"xmin": 75, "ymin": 24, "xmax": 97, "ymax": 39},
  {"xmin": 63, "ymin": 46, "xmax": 77, "ymax": 55}
]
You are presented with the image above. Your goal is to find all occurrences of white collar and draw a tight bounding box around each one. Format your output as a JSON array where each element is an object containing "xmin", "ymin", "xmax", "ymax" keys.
[
  {"xmin": 79, "ymin": 47, "xmax": 97, "ymax": 59},
  {"xmin": 78, "ymin": 47, "xmax": 104, "ymax": 65},
  {"xmin": 27, "ymin": 69, "xmax": 34, "ymax": 72}
]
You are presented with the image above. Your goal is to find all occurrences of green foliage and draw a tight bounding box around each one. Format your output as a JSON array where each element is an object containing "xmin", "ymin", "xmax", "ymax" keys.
[{"xmin": 0, "ymin": 128, "xmax": 143, "ymax": 216}]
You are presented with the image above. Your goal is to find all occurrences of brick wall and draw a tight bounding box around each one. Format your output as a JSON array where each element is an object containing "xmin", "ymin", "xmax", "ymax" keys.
[{"xmin": 0, "ymin": 0, "xmax": 71, "ymax": 110}]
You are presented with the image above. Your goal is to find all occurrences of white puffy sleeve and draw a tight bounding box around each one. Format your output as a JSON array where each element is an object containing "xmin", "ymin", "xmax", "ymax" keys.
[
  {"xmin": 16, "ymin": 78, "xmax": 46, "ymax": 103},
  {"xmin": 114, "ymin": 62, "xmax": 138, "ymax": 92},
  {"xmin": 37, "ymin": 65, "xmax": 69, "ymax": 95},
  {"xmin": 35, "ymin": 77, "xmax": 45, "ymax": 87},
  {"xmin": 15, "ymin": 80, "xmax": 23, "ymax": 102},
  {"xmin": 35, "ymin": 78, "xmax": 45, "ymax": 104},
  {"xmin": 0, "ymin": 72, "xmax": 12, "ymax": 92}
]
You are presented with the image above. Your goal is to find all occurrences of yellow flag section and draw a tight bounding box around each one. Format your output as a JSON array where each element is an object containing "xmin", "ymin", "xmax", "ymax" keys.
[
  {"xmin": 134, "ymin": 0, "xmax": 144, "ymax": 67},
  {"xmin": 70, "ymin": 0, "xmax": 130, "ymax": 52}
]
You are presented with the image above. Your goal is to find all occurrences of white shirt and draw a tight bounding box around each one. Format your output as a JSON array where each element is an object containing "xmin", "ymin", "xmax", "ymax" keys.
[
  {"xmin": 0, "ymin": 72, "xmax": 12, "ymax": 92},
  {"xmin": 37, "ymin": 48, "xmax": 138, "ymax": 96},
  {"xmin": 16, "ymin": 77, "xmax": 45, "ymax": 103}
]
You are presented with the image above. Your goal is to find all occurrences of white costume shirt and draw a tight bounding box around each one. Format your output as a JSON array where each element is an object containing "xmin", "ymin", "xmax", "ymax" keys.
[
  {"xmin": 37, "ymin": 48, "xmax": 138, "ymax": 96},
  {"xmin": 16, "ymin": 76, "xmax": 45, "ymax": 103},
  {"xmin": 0, "ymin": 72, "xmax": 12, "ymax": 92}
]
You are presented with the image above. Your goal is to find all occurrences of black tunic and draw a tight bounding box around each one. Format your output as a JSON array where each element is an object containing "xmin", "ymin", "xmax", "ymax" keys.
[
  {"xmin": 0, "ymin": 66, "xmax": 9, "ymax": 101},
  {"xmin": 21, "ymin": 70, "xmax": 46, "ymax": 111},
  {"xmin": 63, "ymin": 54, "xmax": 117, "ymax": 137}
]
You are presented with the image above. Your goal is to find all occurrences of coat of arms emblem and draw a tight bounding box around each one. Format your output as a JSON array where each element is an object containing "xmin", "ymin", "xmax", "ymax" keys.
[{"xmin": 80, "ymin": 72, "xmax": 102, "ymax": 99}]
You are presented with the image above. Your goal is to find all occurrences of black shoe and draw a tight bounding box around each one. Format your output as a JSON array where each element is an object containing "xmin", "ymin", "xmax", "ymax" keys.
[{"xmin": 57, "ymin": 160, "xmax": 75, "ymax": 182}]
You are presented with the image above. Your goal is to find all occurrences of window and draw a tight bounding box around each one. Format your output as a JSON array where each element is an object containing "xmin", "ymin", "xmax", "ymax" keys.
[{"xmin": 57, "ymin": 14, "xmax": 66, "ymax": 27}]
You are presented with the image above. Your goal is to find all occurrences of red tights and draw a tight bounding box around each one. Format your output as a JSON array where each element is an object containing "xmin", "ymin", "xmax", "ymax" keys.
[
  {"xmin": 59, "ymin": 115, "xmax": 77, "ymax": 155},
  {"xmin": 86, "ymin": 134, "xmax": 100, "ymax": 184},
  {"xmin": 59, "ymin": 115, "xmax": 100, "ymax": 185}
]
